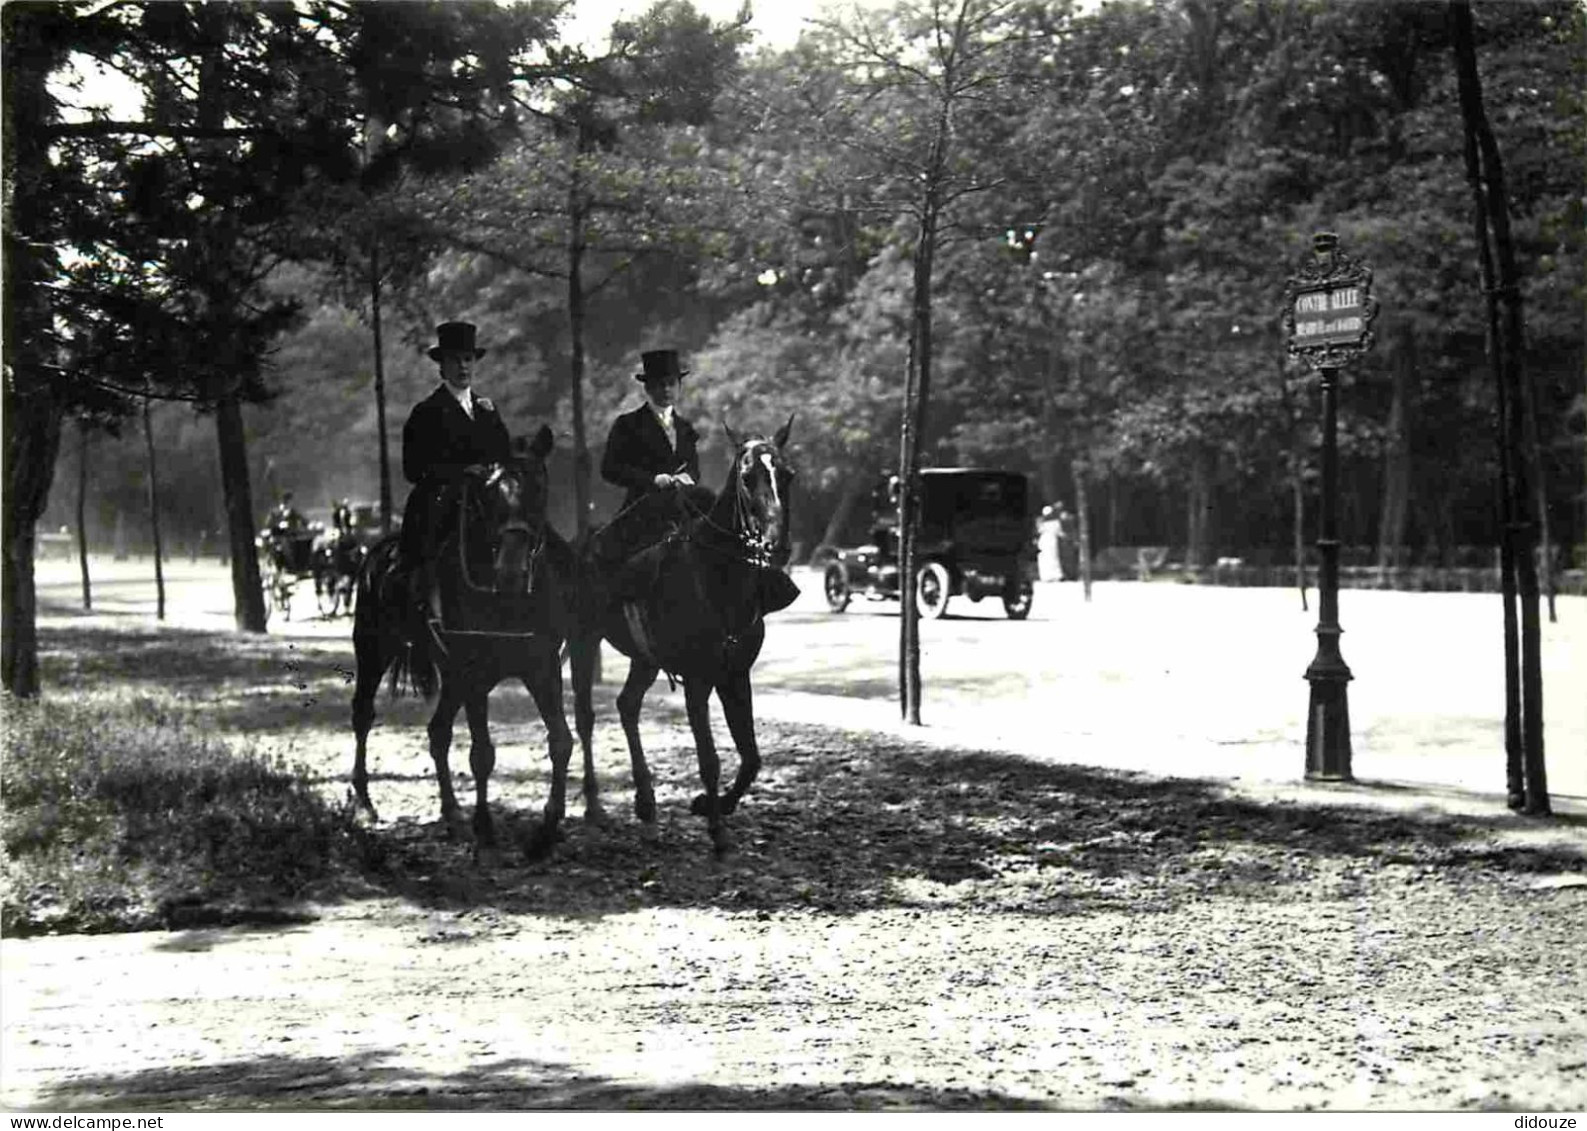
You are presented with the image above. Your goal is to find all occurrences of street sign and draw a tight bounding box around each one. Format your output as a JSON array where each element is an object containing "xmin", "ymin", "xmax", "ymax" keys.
[
  {"xmin": 1283, "ymin": 232, "xmax": 1377, "ymax": 369},
  {"xmin": 1291, "ymin": 284, "xmax": 1369, "ymax": 348}
]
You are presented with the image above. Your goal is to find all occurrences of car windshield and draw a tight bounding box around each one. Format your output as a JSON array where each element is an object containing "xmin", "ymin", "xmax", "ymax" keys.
[{"xmin": 920, "ymin": 474, "xmax": 1026, "ymax": 524}]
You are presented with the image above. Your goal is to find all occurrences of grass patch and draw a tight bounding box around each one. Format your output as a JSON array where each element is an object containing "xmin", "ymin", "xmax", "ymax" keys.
[{"xmin": 2, "ymin": 694, "xmax": 363, "ymax": 935}]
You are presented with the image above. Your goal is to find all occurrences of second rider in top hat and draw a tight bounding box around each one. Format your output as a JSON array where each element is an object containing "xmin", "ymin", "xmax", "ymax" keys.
[
  {"xmin": 594, "ymin": 348, "xmax": 710, "ymax": 577},
  {"xmin": 600, "ymin": 348, "xmax": 701, "ymax": 508}
]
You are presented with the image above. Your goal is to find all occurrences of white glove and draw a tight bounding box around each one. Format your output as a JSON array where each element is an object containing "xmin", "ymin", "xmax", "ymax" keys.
[
  {"xmin": 653, "ymin": 473, "xmax": 675, "ymax": 489},
  {"xmin": 674, "ymin": 472, "xmax": 695, "ymax": 487}
]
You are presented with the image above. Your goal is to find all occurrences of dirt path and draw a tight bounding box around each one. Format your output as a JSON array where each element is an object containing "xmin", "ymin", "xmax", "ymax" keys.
[
  {"xmin": 7, "ymin": 593, "xmax": 1587, "ymax": 1110},
  {"xmin": 6, "ymin": 696, "xmax": 1587, "ymax": 1111}
]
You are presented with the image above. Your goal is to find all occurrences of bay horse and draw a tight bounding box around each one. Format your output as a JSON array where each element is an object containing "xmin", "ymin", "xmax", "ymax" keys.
[
  {"xmin": 349, "ymin": 425, "xmax": 579, "ymax": 857},
  {"xmin": 569, "ymin": 417, "xmax": 799, "ymax": 855}
]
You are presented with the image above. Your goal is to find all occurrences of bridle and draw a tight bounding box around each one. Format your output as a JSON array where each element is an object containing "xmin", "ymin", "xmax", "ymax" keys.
[
  {"xmin": 680, "ymin": 438, "xmax": 789, "ymax": 568},
  {"xmin": 458, "ymin": 462, "xmax": 548, "ymax": 594}
]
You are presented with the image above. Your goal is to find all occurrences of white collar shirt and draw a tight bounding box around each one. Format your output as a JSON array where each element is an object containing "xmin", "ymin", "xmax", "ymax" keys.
[
  {"xmin": 446, "ymin": 383, "xmax": 475, "ymax": 420},
  {"xmin": 651, "ymin": 403, "xmax": 676, "ymax": 450}
]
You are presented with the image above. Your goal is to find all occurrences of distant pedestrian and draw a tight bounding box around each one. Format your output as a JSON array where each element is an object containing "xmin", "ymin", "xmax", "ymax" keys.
[
  {"xmin": 1037, "ymin": 505, "xmax": 1062, "ymax": 581},
  {"xmin": 1055, "ymin": 503, "xmax": 1079, "ymax": 581}
]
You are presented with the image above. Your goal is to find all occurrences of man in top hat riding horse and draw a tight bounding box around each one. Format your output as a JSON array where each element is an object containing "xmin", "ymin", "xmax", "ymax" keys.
[
  {"xmin": 401, "ymin": 320, "xmax": 512, "ymax": 623},
  {"xmin": 601, "ymin": 349, "xmax": 701, "ymax": 508},
  {"xmin": 592, "ymin": 349, "xmax": 715, "ymax": 578}
]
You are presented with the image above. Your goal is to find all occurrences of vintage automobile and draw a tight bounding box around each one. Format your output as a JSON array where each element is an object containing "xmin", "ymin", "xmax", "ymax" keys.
[{"xmin": 823, "ymin": 468, "xmax": 1035, "ymax": 620}]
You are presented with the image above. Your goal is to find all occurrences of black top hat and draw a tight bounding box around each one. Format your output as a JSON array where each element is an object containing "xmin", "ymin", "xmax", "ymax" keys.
[
  {"xmin": 428, "ymin": 321, "xmax": 487, "ymax": 361},
  {"xmin": 635, "ymin": 349, "xmax": 689, "ymax": 383}
]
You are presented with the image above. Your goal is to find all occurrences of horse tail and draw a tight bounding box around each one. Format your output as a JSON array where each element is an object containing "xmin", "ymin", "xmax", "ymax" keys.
[
  {"xmin": 356, "ymin": 533, "xmax": 439, "ymax": 701},
  {"xmin": 388, "ymin": 638, "xmax": 438, "ymax": 700}
]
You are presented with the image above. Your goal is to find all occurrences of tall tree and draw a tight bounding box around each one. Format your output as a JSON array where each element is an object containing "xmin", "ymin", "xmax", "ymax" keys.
[
  {"xmin": 797, "ymin": 0, "xmax": 1026, "ymax": 723},
  {"xmin": 1449, "ymin": 0, "xmax": 1548, "ymax": 814},
  {"xmin": 421, "ymin": 0, "xmax": 750, "ymax": 543}
]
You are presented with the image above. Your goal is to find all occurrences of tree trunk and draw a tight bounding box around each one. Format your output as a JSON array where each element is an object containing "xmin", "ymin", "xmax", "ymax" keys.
[
  {"xmin": 77, "ymin": 422, "xmax": 91, "ymax": 611},
  {"xmin": 216, "ymin": 396, "xmax": 267, "ymax": 631},
  {"xmin": 1, "ymin": 385, "xmax": 63, "ymax": 698},
  {"xmin": 197, "ymin": 7, "xmax": 266, "ymax": 634},
  {"xmin": 899, "ymin": 184, "xmax": 940, "ymax": 727},
  {"xmin": 370, "ymin": 239, "xmax": 393, "ymax": 534},
  {"xmin": 142, "ymin": 393, "xmax": 166, "ymax": 620},
  {"xmin": 819, "ymin": 473, "xmax": 868, "ymax": 551},
  {"xmin": 1, "ymin": 7, "xmax": 65, "ymax": 697},
  {"xmin": 1377, "ymin": 322, "xmax": 1414, "ymax": 584},
  {"xmin": 1525, "ymin": 391, "xmax": 1557, "ymax": 624},
  {"xmin": 1451, "ymin": 0, "xmax": 1546, "ymax": 814},
  {"xmin": 1074, "ymin": 458, "xmax": 1093, "ymax": 603},
  {"xmin": 1186, "ymin": 449, "xmax": 1213, "ymax": 572},
  {"xmin": 568, "ymin": 134, "xmax": 593, "ymax": 544}
]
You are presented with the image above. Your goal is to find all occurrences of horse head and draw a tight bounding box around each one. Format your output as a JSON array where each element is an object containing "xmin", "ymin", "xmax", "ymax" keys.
[
  {"xmin": 721, "ymin": 414, "xmax": 796, "ymax": 569},
  {"xmin": 472, "ymin": 424, "xmax": 554, "ymax": 593}
]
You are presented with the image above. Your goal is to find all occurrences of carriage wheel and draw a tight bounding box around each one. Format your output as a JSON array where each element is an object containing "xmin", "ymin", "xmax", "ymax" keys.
[
  {"xmin": 316, "ymin": 573, "xmax": 341, "ymax": 618},
  {"xmin": 1003, "ymin": 577, "xmax": 1034, "ymax": 621},
  {"xmin": 915, "ymin": 561, "xmax": 951, "ymax": 620},
  {"xmin": 274, "ymin": 574, "xmax": 293, "ymax": 622},
  {"xmin": 823, "ymin": 563, "xmax": 851, "ymax": 612}
]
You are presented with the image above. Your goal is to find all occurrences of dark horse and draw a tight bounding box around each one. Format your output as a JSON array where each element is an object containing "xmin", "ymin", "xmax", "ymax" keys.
[
  {"xmin": 570, "ymin": 418, "xmax": 798, "ymax": 854},
  {"xmin": 350, "ymin": 425, "xmax": 579, "ymax": 857}
]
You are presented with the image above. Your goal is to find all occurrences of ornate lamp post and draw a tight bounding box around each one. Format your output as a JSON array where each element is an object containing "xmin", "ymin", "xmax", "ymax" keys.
[{"xmin": 1283, "ymin": 232, "xmax": 1378, "ymax": 781}]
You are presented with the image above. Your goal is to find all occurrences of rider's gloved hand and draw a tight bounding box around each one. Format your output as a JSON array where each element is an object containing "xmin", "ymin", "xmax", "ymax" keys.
[
  {"xmin": 674, "ymin": 472, "xmax": 696, "ymax": 488},
  {"xmin": 653, "ymin": 473, "xmax": 677, "ymax": 489}
]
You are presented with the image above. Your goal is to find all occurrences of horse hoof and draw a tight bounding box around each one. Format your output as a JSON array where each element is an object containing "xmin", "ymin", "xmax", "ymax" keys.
[
  {"xmin": 583, "ymin": 802, "xmax": 612, "ymax": 828},
  {"xmin": 711, "ymin": 831, "xmax": 736, "ymax": 859},
  {"xmin": 635, "ymin": 795, "xmax": 657, "ymax": 824}
]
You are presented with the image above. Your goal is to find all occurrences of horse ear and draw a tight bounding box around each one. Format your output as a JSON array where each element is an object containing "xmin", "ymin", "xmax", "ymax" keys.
[
  {"xmin": 721, "ymin": 418, "xmax": 742, "ymax": 450},
  {"xmin": 531, "ymin": 424, "xmax": 554, "ymax": 459},
  {"xmin": 774, "ymin": 412, "xmax": 795, "ymax": 449}
]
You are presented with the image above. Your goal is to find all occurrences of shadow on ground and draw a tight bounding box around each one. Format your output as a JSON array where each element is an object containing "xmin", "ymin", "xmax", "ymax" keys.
[
  {"xmin": 35, "ymin": 622, "xmax": 1587, "ymax": 928},
  {"xmin": 26, "ymin": 1049, "xmax": 1250, "ymax": 1111}
]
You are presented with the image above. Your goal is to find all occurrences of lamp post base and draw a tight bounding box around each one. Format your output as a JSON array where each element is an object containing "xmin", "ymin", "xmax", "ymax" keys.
[{"xmin": 1304, "ymin": 667, "xmax": 1354, "ymax": 781}]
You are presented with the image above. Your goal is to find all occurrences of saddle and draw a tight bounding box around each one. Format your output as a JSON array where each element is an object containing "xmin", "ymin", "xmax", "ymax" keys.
[{"xmin": 590, "ymin": 491, "xmax": 801, "ymax": 615}]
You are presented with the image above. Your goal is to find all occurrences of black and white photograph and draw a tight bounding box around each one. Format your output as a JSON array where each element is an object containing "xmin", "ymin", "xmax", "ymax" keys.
[{"xmin": 2, "ymin": 0, "xmax": 1584, "ymax": 1115}]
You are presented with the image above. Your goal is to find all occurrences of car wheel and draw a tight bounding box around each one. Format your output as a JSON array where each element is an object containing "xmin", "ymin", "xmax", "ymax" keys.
[
  {"xmin": 824, "ymin": 563, "xmax": 851, "ymax": 612},
  {"xmin": 1003, "ymin": 578, "xmax": 1033, "ymax": 620},
  {"xmin": 916, "ymin": 561, "xmax": 951, "ymax": 620}
]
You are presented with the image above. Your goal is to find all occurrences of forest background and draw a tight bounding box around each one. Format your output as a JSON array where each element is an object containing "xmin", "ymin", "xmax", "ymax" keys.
[{"xmin": 20, "ymin": 0, "xmax": 1587, "ymax": 593}]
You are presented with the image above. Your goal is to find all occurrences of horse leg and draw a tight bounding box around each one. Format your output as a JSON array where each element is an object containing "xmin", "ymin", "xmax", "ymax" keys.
[
  {"xmin": 569, "ymin": 634, "xmax": 609, "ymax": 827},
  {"xmin": 464, "ymin": 687, "xmax": 497, "ymax": 847},
  {"xmin": 521, "ymin": 660, "xmax": 574, "ymax": 859},
  {"xmin": 683, "ymin": 676, "xmax": 731, "ymax": 856},
  {"xmin": 715, "ymin": 668, "xmax": 761, "ymax": 817},
  {"xmin": 616, "ymin": 658, "xmax": 661, "ymax": 824},
  {"xmin": 350, "ymin": 632, "xmax": 387, "ymax": 822},
  {"xmin": 427, "ymin": 683, "xmax": 467, "ymax": 838}
]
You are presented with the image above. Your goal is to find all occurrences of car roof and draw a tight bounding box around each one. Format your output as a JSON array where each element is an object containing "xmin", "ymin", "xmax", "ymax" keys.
[{"xmin": 919, "ymin": 468, "xmax": 1026, "ymax": 480}]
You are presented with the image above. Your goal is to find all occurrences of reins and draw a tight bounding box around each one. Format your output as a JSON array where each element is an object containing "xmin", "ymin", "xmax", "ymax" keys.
[{"xmin": 455, "ymin": 465, "xmax": 548, "ymax": 596}]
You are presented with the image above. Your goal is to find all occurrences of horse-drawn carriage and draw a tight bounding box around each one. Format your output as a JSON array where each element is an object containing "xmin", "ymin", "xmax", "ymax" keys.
[
  {"xmin": 310, "ymin": 502, "xmax": 385, "ymax": 618},
  {"xmin": 258, "ymin": 502, "xmax": 386, "ymax": 621},
  {"xmin": 257, "ymin": 522, "xmax": 318, "ymax": 622},
  {"xmin": 823, "ymin": 468, "xmax": 1035, "ymax": 620}
]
